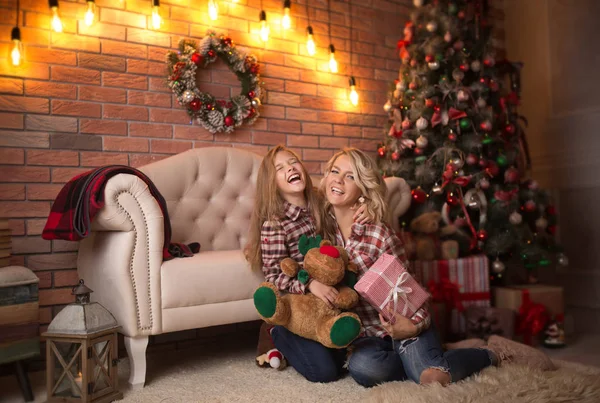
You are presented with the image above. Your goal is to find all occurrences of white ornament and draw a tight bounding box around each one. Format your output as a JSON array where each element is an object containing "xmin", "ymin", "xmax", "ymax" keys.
[
  {"xmin": 452, "ymin": 69, "xmax": 465, "ymax": 81},
  {"xmin": 414, "ymin": 0, "xmax": 424, "ymax": 7},
  {"xmin": 428, "ymin": 61, "xmax": 440, "ymax": 70},
  {"xmin": 396, "ymin": 80, "xmax": 407, "ymax": 91},
  {"xmin": 458, "ymin": 169, "xmax": 465, "ymax": 176},
  {"xmin": 416, "ymin": 117, "xmax": 428, "ymax": 130},
  {"xmin": 383, "ymin": 101, "xmax": 392, "ymax": 112},
  {"xmin": 426, "ymin": 21, "xmax": 438, "ymax": 32},
  {"xmin": 557, "ymin": 253, "xmax": 569, "ymax": 267},
  {"xmin": 471, "ymin": 60, "xmax": 481, "ymax": 72},
  {"xmin": 509, "ymin": 211, "xmax": 523, "ymax": 225},
  {"xmin": 451, "ymin": 157, "xmax": 464, "ymax": 169},
  {"xmin": 416, "ymin": 135, "xmax": 428, "ymax": 149},
  {"xmin": 479, "ymin": 178, "xmax": 490, "ymax": 189},
  {"xmin": 457, "ymin": 90, "xmax": 469, "ymax": 102},
  {"xmin": 492, "ymin": 258, "xmax": 506, "ymax": 273},
  {"xmin": 528, "ymin": 180, "xmax": 539, "ymax": 190},
  {"xmin": 252, "ymin": 98, "xmax": 261, "ymax": 107},
  {"xmin": 476, "ymin": 97, "xmax": 487, "ymax": 108},
  {"xmin": 536, "ymin": 217, "xmax": 548, "ymax": 230},
  {"xmin": 182, "ymin": 90, "xmax": 195, "ymax": 103},
  {"xmin": 444, "ymin": 31, "xmax": 452, "ymax": 42}
]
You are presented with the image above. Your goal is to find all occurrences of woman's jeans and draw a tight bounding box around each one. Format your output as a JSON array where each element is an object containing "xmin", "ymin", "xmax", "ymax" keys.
[{"xmin": 348, "ymin": 325, "xmax": 494, "ymax": 387}]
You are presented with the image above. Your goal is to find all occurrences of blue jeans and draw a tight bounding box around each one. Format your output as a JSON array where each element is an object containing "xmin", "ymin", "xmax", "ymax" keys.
[
  {"xmin": 348, "ymin": 325, "xmax": 494, "ymax": 387},
  {"xmin": 271, "ymin": 326, "xmax": 347, "ymax": 383}
]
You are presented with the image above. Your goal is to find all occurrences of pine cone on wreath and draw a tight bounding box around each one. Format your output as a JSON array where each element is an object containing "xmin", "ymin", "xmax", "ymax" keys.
[{"xmin": 208, "ymin": 110, "xmax": 224, "ymax": 129}]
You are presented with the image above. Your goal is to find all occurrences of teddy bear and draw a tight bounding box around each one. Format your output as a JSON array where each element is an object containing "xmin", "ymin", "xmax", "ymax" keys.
[
  {"xmin": 410, "ymin": 211, "xmax": 459, "ymax": 260},
  {"xmin": 253, "ymin": 236, "xmax": 362, "ymax": 349}
]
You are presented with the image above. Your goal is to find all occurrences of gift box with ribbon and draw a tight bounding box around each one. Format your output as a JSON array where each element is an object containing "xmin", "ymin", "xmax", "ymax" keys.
[
  {"xmin": 355, "ymin": 254, "xmax": 430, "ymax": 322},
  {"xmin": 411, "ymin": 255, "xmax": 491, "ymax": 338},
  {"xmin": 465, "ymin": 306, "xmax": 516, "ymax": 341}
]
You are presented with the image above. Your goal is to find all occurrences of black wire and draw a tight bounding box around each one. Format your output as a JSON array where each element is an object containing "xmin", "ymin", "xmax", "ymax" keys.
[
  {"xmin": 16, "ymin": 0, "xmax": 20, "ymax": 26},
  {"xmin": 349, "ymin": 0, "xmax": 352, "ymax": 75},
  {"xmin": 306, "ymin": 0, "xmax": 310, "ymax": 28},
  {"xmin": 327, "ymin": 0, "xmax": 331, "ymax": 44}
]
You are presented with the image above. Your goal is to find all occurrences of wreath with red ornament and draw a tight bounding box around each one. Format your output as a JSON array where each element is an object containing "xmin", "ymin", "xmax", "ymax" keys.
[{"xmin": 166, "ymin": 32, "xmax": 263, "ymax": 133}]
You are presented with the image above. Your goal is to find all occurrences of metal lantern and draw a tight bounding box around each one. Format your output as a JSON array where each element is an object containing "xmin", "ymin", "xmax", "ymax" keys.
[{"xmin": 42, "ymin": 280, "xmax": 122, "ymax": 403}]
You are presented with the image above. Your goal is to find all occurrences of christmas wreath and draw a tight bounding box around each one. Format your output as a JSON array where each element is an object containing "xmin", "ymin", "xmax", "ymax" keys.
[{"xmin": 166, "ymin": 32, "xmax": 263, "ymax": 134}]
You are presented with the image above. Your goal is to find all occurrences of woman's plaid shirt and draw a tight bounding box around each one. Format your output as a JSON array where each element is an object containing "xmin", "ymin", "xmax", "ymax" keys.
[
  {"xmin": 260, "ymin": 202, "xmax": 317, "ymax": 294},
  {"xmin": 334, "ymin": 221, "xmax": 430, "ymax": 338}
]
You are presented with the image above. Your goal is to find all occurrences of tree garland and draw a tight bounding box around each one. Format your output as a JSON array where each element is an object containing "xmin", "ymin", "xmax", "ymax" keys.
[{"xmin": 166, "ymin": 31, "xmax": 263, "ymax": 134}]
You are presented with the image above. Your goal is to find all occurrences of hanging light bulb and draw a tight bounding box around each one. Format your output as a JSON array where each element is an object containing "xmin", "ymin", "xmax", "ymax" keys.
[
  {"xmin": 84, "ymin": 0, "xmax": 96, "ymax": 27},
  {"xmin": 49, "ymin": 0, "xmax": 63, "ymax": 33},
  {"xmin": 348, "ymin": 76, "xmax": 359, "ymax": 106},
  {"xmin": 208, "ymin": 0, "xmax": 218, "ymax": 21},
  {"xmin": 282, "ymin": 0, "xmax": 291, "ymax": 29},
  {"xmin": 259, "ymin": 10, "xmax": 269, "ymax": 42},
  {"xmin": 10, "ymin": 27, "xmax": 23, "ymax": 67},
  {"xmin": 306, "ymin": 26, "xmax": 316, "ymax": 56},
  {"xmin": 328, "ymin": 44, "xmax": 338, "ymax": 73},
  {"xmin": 151, "ymin": 0, "xmax": 162, "ymax": 29}
]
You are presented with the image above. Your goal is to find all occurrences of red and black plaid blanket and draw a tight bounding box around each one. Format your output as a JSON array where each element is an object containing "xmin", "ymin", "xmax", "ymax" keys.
[{"xmin": 42, "ymin": 165, "xmax": 199, "ymax": 261}]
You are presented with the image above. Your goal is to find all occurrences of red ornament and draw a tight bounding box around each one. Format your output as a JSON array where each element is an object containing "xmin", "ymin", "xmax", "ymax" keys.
[
  {"xmin": 191, "ymin": 53, "xmax": 203, "ymax": 66},
  {"xmin": 425, "ymin": 55, "xmax": 434, "ymax": 63},
  {"xmin": 433, "ymin": 105, "xmax": 441, "ymax": 113},
  {"xmin": 248, "ymin": 91, "xmax": 256, "ymax": 99},
  {"xmin": 410, "ymin": 59, "xmax": 417, "ymax": 67},
  {"xmin": 546, "ymin": 205, "xmax": 557, "ymax": 216},
  {"xmin": 446, "ymin": 191, "xmax": 459, "ymax": 206},
  {"xmin": 466, "ymin": 153, "xmax": 479, "ymax": 165},
  {"xmin": 479, "ymin": 120, "xmax": 492, "ymax": 131},
  {"xmin": 207, "ymin": 49, "xmax": 216, "ymax": 58},
  {"xmin": 524, "ymin": 200, "xmax": 537, "ymax": 212},
  {"xmin": 411, "ymin": 188, "xmax": 427, "ymax": 204},
  {"xmin": 489, "ymin": 80, "xmax": 499, "ymax": 91},
  {"xmin": 504, "ymin": 123, "xmax": 516, "ymax": 135},
  {"xmin": 425, "ymin": 99, "xmax": 435, "ymax": 108},
  {"xmin": 248, "ymin": 107, "xmax": 256, "ymax": 118},
  {"xmin": 486, "ymin": 161, "xmax": 500, "ymax": 177},
  {"xmin": 391, "ymin": 151, "xmax": 400, "ymax": 161},
  {"xmin": 504, "ymin": 167, "xmax": 520, "ymax": 183},
  {"xmin": 224, "ymin": 116, "xmax": 234, "ymax": 127},
  {"xmin": 460, "ymin": 63, "xmax": 469, "ymax": 72},
  {"xmin": 547, "ymin": 225, "xmax": 557, "ymax": 235},
  {"xmin": 479, "ymin": 158, "xmax": 488, "ymax": 168},
  {"xmin": 250, "ymin": 65, "xmax": 260, "ymax": 74},
  {"xmin": 222, "ymin": 37, "xmax": 232, "ymax": 46},
  {"xmin": 458, "ymin": 10, "xmax": 465, "ymax": 19},
  {"xmin": 477, "ymin": 229, "xmax": 488, "ymax": 241},
  {"xmin": 189, "ymin": 98, "xmax": 202, "ymax": 111},
  {"xmin": 448, "ymin": 132, "xmax": 457, "ymax": 142},
  {"xmin": 409, "ymin": 82, "xmax": 418, "ymax": 90},
  {"xmin": 205, "ymin": 103, "xmax": 213, "ymax": 110},
  {"xmin": 479, "ymin": 77, "xmax": 490, "ymax": 85},
  {"xmin": 414, "ymin": 147, "xmax": 424, "ymax": 156},
  {"xmin": 378, "ymin": 146, "xmax": 386, "ymax": 157}
]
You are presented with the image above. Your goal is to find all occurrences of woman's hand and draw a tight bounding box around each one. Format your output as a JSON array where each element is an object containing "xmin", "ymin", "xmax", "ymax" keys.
[
  {"xmin": 352, "ymin": 203, "xmax": 372, "ymax": 225},
  {"xmin": 379, "ymin": 313, "xmax": 419, "ymax": 340},
  {"xmin": 307, "ymin": 280, "xmax": 339, "ymax": 308}
]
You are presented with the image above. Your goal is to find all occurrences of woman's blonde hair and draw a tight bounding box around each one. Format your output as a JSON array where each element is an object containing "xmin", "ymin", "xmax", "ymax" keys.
[
  {"xmin": 320, "ymin": 148, "xmax": 388, "ymax": 240},
  {"xmin": 246, "ymin": 145, "xmax": 323, "ymax": 272}
]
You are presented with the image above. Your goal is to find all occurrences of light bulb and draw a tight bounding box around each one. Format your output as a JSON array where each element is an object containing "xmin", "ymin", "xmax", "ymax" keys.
[
  {"xmin": 349, "ymin": 77, "xmax": 359, "ymax": 106},
  {"xmin": 10, "ymin": 27, "xmax": 23, "ymax": 67},
  {"xmin": 84, "ymin": 1, "xmax": 96, "ymax": 27},
  {"xmin": 50, "ymin": 7, "xmax": 63, "ymax": 33},
  {"xmin": 306, "ymin": 26, "xmax": 316, "ymax": 56},
  {"xmin": 259, "ymin": 11, "xmax": 269, "ymax": 42},
  {"xmin": 208, "ymin": 0, "xmax": 218, "ymax": 21},
  {"xmin": 328, "ymin": 44, "xmax": 338, "ymax": 73},
  {"xmin": 152, "ymin": 0, "xmax": 161, "ymax": 30},
  {"xmin": 282, "ymin": 0, "xmax": 291, "ymax": 29}
]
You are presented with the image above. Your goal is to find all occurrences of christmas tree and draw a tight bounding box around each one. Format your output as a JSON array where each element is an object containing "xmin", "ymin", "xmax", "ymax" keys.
[{"xmin": 378, "ymin": 0, "xmax": 567, "ymax": 284}]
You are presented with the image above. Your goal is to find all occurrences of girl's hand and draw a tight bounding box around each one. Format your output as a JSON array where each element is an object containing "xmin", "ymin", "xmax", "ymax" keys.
[
  {"xmin": 352, "ymin": 203, "xmax": 372, "ymax": 225},
  {"xmin": 379, "ymin": 313, "xmax": 418, "ymax": 340},
  {"xmin": 307, "ymin": 280, "xmax": 339, "ymax": 309}
]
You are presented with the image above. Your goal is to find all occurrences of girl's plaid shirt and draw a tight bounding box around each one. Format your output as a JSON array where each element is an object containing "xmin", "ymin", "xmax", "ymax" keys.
[{"xmin": 260, "ymin": 202, "xmax": 317, "ymax": 294}]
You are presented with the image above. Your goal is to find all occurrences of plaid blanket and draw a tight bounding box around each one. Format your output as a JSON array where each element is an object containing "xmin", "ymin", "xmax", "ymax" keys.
[{"xmin": 42, "ymin": 165, "xmax": 199, "ymax": 261}]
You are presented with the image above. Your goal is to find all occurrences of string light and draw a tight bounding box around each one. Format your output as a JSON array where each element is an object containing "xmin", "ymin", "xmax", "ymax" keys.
[
  {"xmin": 48, "ymin": 0, "xmax": 63, "ymax": 33},
  {"xmin": 10, "ymin": 0, "xmax": 22, "ymax": 67},
  {"xmin": 151, "ymin": 0, "xmax": 162, "ymax": 29},
  {"xmin": 259, "ymin": 10, "xmax": 269, "ymax": 42},
  {"xmin": 282, "ymin": 0, "xmax": 291, "ymax": 29},
  {"xmin": 306, "ymin": 26, "xmax": 316, "ymax": 56},
  {"xmin": 208, "ymin": 0, "xmax": 218, "ymax": 21},
  {"xmin": 328, "ymin": 44, "xmax": 338, "ymax": 73},
  {"xmin": 84, "ymin": 0, "xmax": 96, "ymax": 27},
  {"xmin": 349, "ymin": 76, "xmax": 358, "ymax": 106}
]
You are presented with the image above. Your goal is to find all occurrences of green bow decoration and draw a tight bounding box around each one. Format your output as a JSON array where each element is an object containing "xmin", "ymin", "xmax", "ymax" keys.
[{"xmin": 298, "ymin": 234, "xmax": 322, "ymax": 256}]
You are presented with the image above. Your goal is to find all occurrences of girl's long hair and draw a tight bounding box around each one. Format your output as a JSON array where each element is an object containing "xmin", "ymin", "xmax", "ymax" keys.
[{"xmin": 246, "ymin": 145, "xmax": 323, "ymax": 272}]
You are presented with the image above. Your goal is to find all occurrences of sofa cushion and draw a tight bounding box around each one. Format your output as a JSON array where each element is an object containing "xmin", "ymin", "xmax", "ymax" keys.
[{"xmin": 161, "ymin": 250, "xmax": 265, "ymax": 309}]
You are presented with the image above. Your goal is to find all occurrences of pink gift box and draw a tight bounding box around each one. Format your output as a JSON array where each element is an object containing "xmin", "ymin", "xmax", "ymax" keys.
[{"xmin": 355, "ymin": 254, "xmax": 430, "ymax": 321}]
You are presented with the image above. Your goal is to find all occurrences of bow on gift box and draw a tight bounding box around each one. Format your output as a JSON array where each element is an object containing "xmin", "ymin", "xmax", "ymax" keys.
[
  {"xmin": 517, "ymin": 289, "xmax": 550, "ymax": 345},
  {"xmin": 428, "ymin": 278, "xmax": 464, "ymax": 313},
  {"xmin": 375, "ymin": 270, "xmax": 415, "ymax": 318}
]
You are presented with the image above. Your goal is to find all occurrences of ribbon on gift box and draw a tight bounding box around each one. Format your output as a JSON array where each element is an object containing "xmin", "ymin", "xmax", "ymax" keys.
[
  {"xmin": 371, "ymin": 268, "xmax": 416, "ymax": 318},
  {"xmin": 517, "ymin": 289, "xmax": 550, "ymax": 345}
]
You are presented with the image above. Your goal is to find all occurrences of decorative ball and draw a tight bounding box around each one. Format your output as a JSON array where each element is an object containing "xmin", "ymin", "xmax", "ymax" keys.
[
  {"xmin": 484, "ymin": 55, "xmax": 495, "ymax": 67},
  {"xmin": 415, "ymin": 156, "xmax": 427, "ymax": 164},
  {"xmin": 396, "ymin": 80, "xmax": 406, "ymax": 91},
  {"xmin": 453, "ymin": 40, "xmax": 464, "ymax": 50},
  {"xmin": 190, "ymin": 98, "xmax": 203, "ymax": 111},
  {"xmin": 460, "ymin": 63, "xmax": 469, "ymax": 72},
  {"xmin": 477, "ymin": 229, "xmax": 488, "ymax": 241},
  {"xmin": 479, "ymin": 158, "xmax": 488, "ymax": 168},
  {"xmin": 509, "ymin": 211, "xmax": 523, "ymax": 225},
  {"xmin": 468, "ymin": 194, "xmax": 480, "ymax": 209},
  {"xmin": 454, "ymin": 216, "xmax": 467, "ymax": 227},
  {"xmin": 444, "ymin": 31, "xmax": 452, "ymax": 42},
  {"xmin": 489, "ymin": 80, "xmax": 499, "ymax": 92},
  {"xmin": 457, "ymin": 90, "xmax": 469, "ymax": 102},
  {"xmin": 487, "ymin": 161, "xmax": 500, "ymax": 176},
  {"xmin": 425, "ymin": 55, "xmax": 434, "ymax": 63},
  {"xmin": 416, "ymin": 117, "xmax": 428, "ymax": 130},
  {"xmin": 383, "ymin": 101, "xmax": 392, "ymax": 112},
  {"xmin": 459, "ymin": 118, "xmax": 471, "ymax": 130},
  {"xmin": 452, "ymin": 69, "xmax": 465, "ymax": 81},
  {"xmin": 248, "ymin": 90, "xmax": 256, "ymax": 99},
  {"xmin": 448, "ymin": 132, "xmax": 457, "ymax": 142},
  {"xmin": 414, "ymin": 147, "xmax": 424, "ymax": 156},
  {"xmin": 479, "ymin": 120, "xmax": 492, "ymax": 131},
  {"xmin": 391, "ymin": 151, "xmax": 400, "ymax": 161},
  {"xmin": 416, "ymin": 135, "xmax": 428, "ymax": 148},
  {"xmin": 471, "ymin": 60, "xmax": 481, "ymax": 72},
  {"xmin": 409, "ymin": 81, "xmax": 418, "ymax": 90},
  {"xmin": 401, "ymin": 118, "xmax": 411, "ymax": 130},
  {"xmin": 439, "ymin": 75, "xmax": 449, "ymax": 84},
  {"xmin": 504, "ymin": 167, "xmax": 520, "ymax": 183},
  {"xmin": 428, "ymin": 61, "xmax": 440, "ymax": 70},
  {"xmin": 191, "ymin": 52, "xmax": 204, "ymax": 66},
  {"xmin": 496, "ymin": 155, "xmax": 508, "ymax": 167},
  {"xmin": 528, "ymin": 180, "xmax": 539, "ymax": 190},
  {"xmin": 222, "ymin": 37, "xmax": 232, "ymax": 46},
  {"xmin": 251, "ymin": 98, "xmax": 261, "ymax": 107},
  {"xmin": 393, "ymin": 89, "xmax": 401, "ymax": 98},
  {"xmin": 224, "ymin": 116, "xmax": 234, "ymax": 127},
  {"xmin": 413, "ymin": 0, "xmax": 424, "ymax": 7},
  {"xmin": 451, "ymin": 157, "xmax": 464, "ymax": 169},
  {"xmin": 446, "ymin": 191, "xmax": 459, "ymax": 206},
  {"xmin": 536, "ymin": 217, "xmax": 548, "ymax": 230},
  {"xmin": 458, "ymin": 10, "xmax": 465, "ymax": 18},
  {"xmin": 411, "ymin": 188, "xmax": 427, "ymax": 204},
  {"xmin": 476, "ymin": 97, "xmax": 487, "ymax": 108},
  {"xmin": 458, "ymin": 169, "xmax": 465, "ymax": 176},
  {"xmin": 410, "ymin": 59, "xmax": 418, "ymax": 67},
  {"xmin": 479, "ymin": 178, "xmax": 490, "ymax": 190},
  {"xmin": 546, "ymin": 205, "xmax": 557, "ymax": 216},
  {"xmin": 492, "ymin": 258, "xmax": 506, "ymax": 273},
  {"xmin": 432, "ymin": 183, "xmax": 443, "ymax": 195},
  {"xmin": 378, "ymin": 146, "xmax": 386, "ymax": 157},
  {"xmin": 504, "ymin": 123, "xmax": 516, "ymax": 135},
  {"xmin": 466, "ymin": 153, "xmax": 479, "ymax": 165},
  {"xmin": 524, "ymin": 200, "xmax": 537, "ymax": 212},
  {"xmin": 205, "ymin": 103, "xmax": 213, "ymax": 110},
  {"xmin": 425, "ymin": 98, "xmax": 435, "ymax": 108},
  {"xmin": 207, "ymin": 49, "xmax": 216, "ymax": 58},
  {"xmin": 547, "ymin": 225, "xmax": 557, "ymax": 235},
  {"xmin": 183, "ymin": 90, "xmax": 195, "ymax": 103},
  {"xmin": 426, "ymin": 21, "xmax": 438, "ymax": 32},
  {"xmin": 250, "ymin": 64, "xmax": 260, "ymax": 74},
  {"xmin": 557, "ymin": 253, "xmax": 569, "ymax": 267}
]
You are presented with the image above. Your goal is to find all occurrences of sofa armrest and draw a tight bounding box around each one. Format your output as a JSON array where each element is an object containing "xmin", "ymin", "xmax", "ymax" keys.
[
  {"xmin": 77, "ymin": 173, "xmax": 165, "ymax": 337},
  {"xmin": 384, "ymin": 176, "xmax": 411, "ymax": 233}
]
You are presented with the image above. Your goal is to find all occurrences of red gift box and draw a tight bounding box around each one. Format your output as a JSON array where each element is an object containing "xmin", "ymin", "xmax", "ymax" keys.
[{"xmin": 355, "ymin": 254, "xmax": 430, "ymax": 321}]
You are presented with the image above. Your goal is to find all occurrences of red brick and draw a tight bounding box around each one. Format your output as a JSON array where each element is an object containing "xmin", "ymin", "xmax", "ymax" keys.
[
  {"xmin": 318, "ymin": 111, "xmax": 348, "ymax": 124},
  {"xmin": 195, "ymin": 83, "xmax": 231, "ymax": 99},
  {"xmin": 150, "ymin": 18, "xmax": 189, "ymax": 35},
  {"xmin": 303, "ymin": 161, "xmax": 322, "ymax": 175},
  {"xmin": 51, "ymin": 66, "xmax": 101, "ymax": 85},
  {"xmin": 50, "ymin": 134, "xmax": 102, "ymax": 151},
  {"xmin": 79, "ymin": 86, "xmax": 127, "ymax": 103},
  {"xmin": 127, "ymin": 59, "xmax": 167, "ymax": 77},
  {"xmin": 260, "ymin": 105, "xmax": 285, "ymax": 119},
  {"xmin": 53, "ymin": 239, "xmax": 79, "ymax": 252},
  {"xmin": 39, "ymin": 307, "xmax": 52, "ymax": 324},
  {"xmin": 24, "ymin": 47, "xmax": 77, "ymax": 66},
  {"xmin": 103, "ymin": 104, "xmax": 149, "ymax": 121},
  {"xmin": 262, "ymin": 65, "xmax": 301, "ymax": 81},
  {"xmin": 0, "ymin": 167, "xmax": 50, "ymax": 183},
  {"xmin": 0, "ymin": 148, "xmax": 25, "ymax": 164},
  {"xmin": 150, "ymin": 139, "xmax": 192, "ymax": 154},
  {"xmin": 284, "ymin": 55, "xmax": 317, "ymax": 70},
  {"xmin": 349, "ymin": 138, "xmax": 379, "ymax": 152},
  {"xmin": 101, "ymin": 39, "xmax": 148, "ymax": 58},
  {"xmin": 130, "ymin": 123, "xmax": 173, "ymax": 138},
  {"xmin": 27, "ymin": 253, "xmax": 78, "ymax": 271},
  {"xmin": 285, "ymin": 108, "xmax": 318, "ymax": 121},
  {"xmin": 12, "ymin": 236, "xmax": 51, "ymax": 254},
  {"xmin": 300, "ymin": 71, "xmax": 332, "ymax": 85},
  {"xmin": 78, "ymin": 53, "xmax": 126, "ymax": 72},
  {"xmin": 24, "ymin": 81, "xmax": 77, "ymax": 99},
  {"xmin": 0, "ymin": 95, "xmax": 49, "ymax": 113},
  {"xmin": 0, "ymin": 60, "xmax": 49, "ymax": 80},
  {"xmin": 127, "ymin": 27, "xmax": 171, "ymax": 47},
  {"xmin": 80, "ymin": 119, "xmax": 127, "ymax": 135},
  {"xmin": 334, "ymin": 125, "xmax": 361, "ymax": 138},
  {"xmin": 268, "ymin": 119, "xmax": 301, "ymax": 133},
  {"xmin": 317, "ymin": 85, "xmax": 347, "ymax": 100},
  {"xmin": 51, "ymin": 100, "xmax": 102, "ymax": 118},
  {"xmin": 320, "ymin": 136, "xmax": 349, "ymax": 149},
  {"xmin": 150, "ymin": 108, "xmax": 190, "ymax": 124},
  {"xmin": 54, "ymin": 270, "xmax": 80, "ymax": 287},
  {"xmin": 0, "ymin": 131, "xmax": 49, "ymax": 148},
  {"xmin": 173, "ymin": 126, "xmax": 213, "ymax": 141},
  {"xmin": 36, "ymin": 272, "xmax": 52, "ymax": 289},
  {"xmin": 80, "ymin": 151, "xmax": 129, "ymax": 167},
  {"xmin": 104, "ymin": 137, "xmax": 149, "ymax": 152},
  {"xmin": 51, "ymin": 32, "xmax": 100, "ymax": 53},
  {"xmin": 302, "ymin": 123, "xmax": 332, "ymax": 135},
  {"xmin": 103, "ymin": 72, "xmax": 148, "ymax": 90},
  {"xmin": 27, "ymin": 150, "xmax": 79, "ymax": 166},
  {"xmin": 7, "ymin": 219, "xmax": 25, "ymax": 236},
  {"xmin": 27, "ymin": 184, "xmax": 65, "ymax": 200},
  {"xmin": 287, "ymin": 135, "xmax": 319, "ymax": 148},
  {"xmin": 52, "ymin": 168, "xmax": 91, "ymax": 183},
  {"xmin": 0, "ymin": 184, "xmax": 25, "ymax": 200},
  {"xmin": 149, "ymin": 78, "xmax": 169, "ymax": 92},
  {"xmin": 362, "ymin": 128, "xmax": 382, "ymax": 139},
  {"xmin": 78, "ymin": 20, "xmax": 127, "ymax": 41},
  {"xmin": 39, "ymin": 288, "xmax": 75, "ymax": 306},
  {"xmin": 0, "ymin": 113, "xmax": 23, "ymax": 129},
  {"xmin": 215, "ymin": 130, "xmax": 252, "ymax": 145},
  {"xmin": 262, "ymin": 78, "xmax": 285, "ymax": 92},
  {"xmin": 285, "ymin": 81, "xmax": 317, "ymax": 96},
  {"xmin": 129, "ymin": 154, "xmax": 169, "ymax": 168},
  {"xmin": 100, "ymin": 8, "xmax": 147, "ymax": 29},
  {"xmin": 128, "ymin": 91, "xmax": 171, "ymax": 108},
  {"xmin": 9, "ymin": 256, "xmax": 25, "ymax": 266},
  {"xmin": 267, "ymin": 92, "xmax": 301, "ymax": 107},
  {"xmin": 299, "ymin": 96, "xmax": 333, "ymax": 110},
  {"xmin": 26, "ymin": 219, "xmax": 47, "ymax": 236},
  {"xmin": 303, "ymin": 149, "xmax": 334, "ymax": 162},
  {"xmin": 0, "ymin": 77, "xmax": 23, "ymax": 94},
  {"xmin": 25, "ymin": 115, "xmax": 78, "ymax": 133},
  {"xmin": 252, "ymin": 131, "xmax": 287, "ymax": 145}
]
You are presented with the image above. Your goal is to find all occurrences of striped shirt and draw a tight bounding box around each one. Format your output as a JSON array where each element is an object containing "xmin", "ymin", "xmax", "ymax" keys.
[
  {"xmin": 260, "ymin": 202, "xmax": 317, "ymax": 294},
  {"xmin": 334, "ymin": 219, "xmax": 431, "ymax": 338}
]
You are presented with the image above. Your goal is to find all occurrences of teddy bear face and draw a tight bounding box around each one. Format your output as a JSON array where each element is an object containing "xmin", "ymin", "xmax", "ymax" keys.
[
  {"xmin": 303, "ymin": 245, "xmax": 347, "ymax": 286},
  {"xmin": 411, "ymin": 211, "xmax": 442, "ymax": 234}
]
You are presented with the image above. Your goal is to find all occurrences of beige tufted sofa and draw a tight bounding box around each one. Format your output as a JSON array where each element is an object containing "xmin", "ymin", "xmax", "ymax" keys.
[{"xmin": 77, "ymin": 147, "xmax": 411, "ymax": 386}]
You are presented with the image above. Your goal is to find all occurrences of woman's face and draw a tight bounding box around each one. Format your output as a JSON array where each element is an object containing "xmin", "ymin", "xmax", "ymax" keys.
[
  {"xmin": 325, "ymin": 154, "xmax": 362, "ymax": 209},
  {"xmin": 274, "ymin": 150, "xmax": 306, "ymax": 200}
]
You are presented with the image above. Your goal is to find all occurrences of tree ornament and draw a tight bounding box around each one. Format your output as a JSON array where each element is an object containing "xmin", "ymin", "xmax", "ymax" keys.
[
  {"xmin": 479, "ymin": 177, "xmax": 490, "ymax": 190},
  {"xmin": 458, "ymin": 10, "xmax": 465, "ymax": 18},
  {"xmin": 547, "ymin": 225, "xmax": 557, "ymax": 235},
  {"xmin": 182, "ymin": 90, "xmax": 195, "ymax": 103},
  {"xmin": 191, "ymin": 52, "xmax": 204, "ymax": 66},
  {"xmin": 466, "ymin": 153, "xmax": 478, "ymax": 165},
  {"xmin": 416, "ymin": 135, "xmax": 428, "ymax": 148},
  {"xmin": 416, "ymin": 117, "xmax": 428, "ymax": 130},
  {"xmin": 504, "ymin": 123, "xmax": 516, "ymax": 135},
  {"xmin": 536, "ymin": 217, "xmax": 548, "ymax": 230},
  {"xmin": 546, "ymin": 205, "xmax": 557, "ymax": 216},
  {"xmin": 401, "ymin": 118, "xmax": 411, "ymax": 130},
  {"xmin": 448, "ymin": 132, "xmax": 457, "ymax": 142},
  {"xmin": 524, "ymin": 200, "xmax": 537, "ymax": 212},
  {"xmin": 487, "ymin": 161, "xmax": 500, "ymax": 176},
  {"xmin": 190, "ymin": 98, "xmax": 203, "ymax": 111},
  {"xmin": 509, "ymin": 211, "xmax": 522, "ymax": 225},
  {"xmin": 432, "ymin": 183, "xmax": 443, "ymax": 195},
  {"xmin": 453, "ymin": 40, "xmax": 464, "ymax": 50},
  {"xmin": 496, "ymin": 155, "xmax": 508, "ymax": 167},
  {"xmin": 460, "ymin": 63, "xmax": 469, "ymax": 72},
  {"xmin": 396, "ymin": 80, "xmax": 407, "ymax": 91},
  {"xmin": 378, "ymin": 146, "xmax": 386, "ymax": 157},
  {"xmin": 444, "ymin": 31, "xmax": 452, "ymax": 42},
  {"xmin": 484, "ymin": 55, "xmax": 495, "ymax": 67},
  {"xmin": 451, "ymin": 157, "xmax": 464, "ymax": 169},
  {"xmin": 205, "ymin": 103, "xmax": 213, "ymax": 110},
  {"xmin": 504, "ymin": 167, "xmax": 520, "ymax": 183},
  {"xmin": 557, "ymin": 253, "xmax": 569, "ymax": 267},
  {"xmin": 252, "ymin": 98, "xmax": 261, "ymax": 107},
  {"xmin": 413, "ymin": 0, "xmax": 424, "ymax": 7},
  {"xmin": 248, "ymin": 90, "xmax": 256, "ymax": 99},
  {"xmin": 224, "ymin": 115, "xmax": 234, "ymax": 127},
  {"xmin": 489, "ymin": 79, "xmax": 499, "ymax": 92},
  {"xmin": 457, "ymin": 90, "xmax": 469, "ymax": 102},
  {"xmin": 207, "ymin": 49, "xmax": 216, "ymax": 58},
  {"xmin": 411, "ymin": 187, "xmax": 427, "ymax": 204},
  {"xmin": 471, "ymin": 60, "xmax": 481, "ymax": 72},
  {"xmin": 479, "ymin": 120, "xmax": 492, "ymax": 131},
  {"xmin": 409, "ymin": 81, "xmax": 418, "ymax": 90},
  {"xmin": 477, "ymin": 229, "xmax": 488, "ymax": 241},
  {"xmin": 414, "ymin": 147, "xmax": 424, "ymax": 156},
  {"xmin": 426, "ymin": 21, "xmax": 438, "ymax": 32},
  {"xmin": 383, "ymin": 100, "xmax": 392, "ymax": 112},
  {"xmin": 425, "ymin": 99, "xmax": 435, "ymax": 108},
  {"xmin": 479, "ymin": 158, "xmax": 488, "ymax": 168},
  {"xmin": 452, "ymin": 69, "xmax": 465, "ymax": 81},
  {"xmin": 391, "ymin": 151, "xmax": 400, "ymax": 161},
  {"xmin": 428, "ymin": 61, "xmax": 440, "ymax": 70},
  {"xmin": 425, "ymin": 55, "xmax": 434, "ymax": 63},
  {"xmin": 476, "ymin": 97, "xmax": 487, "ymax": 108},
  {"xmin": 528, "ymin": 180, "xmax": 539, "ymax": 190},
  {"xmin": 446, "ymin": 191, "xmax": 459, "ymax": 206},
  {"xmin": 459, "ymin": 118, "xmax": 471, "ymax": 129},
  {"xmin": 492, "ymin": 258, "xmax": 506, "ymax": 273},
  {"xmin": 410, "ymin": 59, "xmax": 418, "ymax": 67}
]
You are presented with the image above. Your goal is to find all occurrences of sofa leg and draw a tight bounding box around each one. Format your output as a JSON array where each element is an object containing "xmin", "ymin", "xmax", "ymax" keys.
[{"xmin": 124, "ymin": 336, "xmax": 149, "ymax": 386}]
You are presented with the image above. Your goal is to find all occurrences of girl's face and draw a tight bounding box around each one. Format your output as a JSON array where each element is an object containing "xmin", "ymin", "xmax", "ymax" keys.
[
  {"xmin": 325, "ymin": 154, "xmax": 362, "ymax": 209},
  {"xmin": 274, "ymin": 150, "xmax": 306, "ymax": 201}
]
